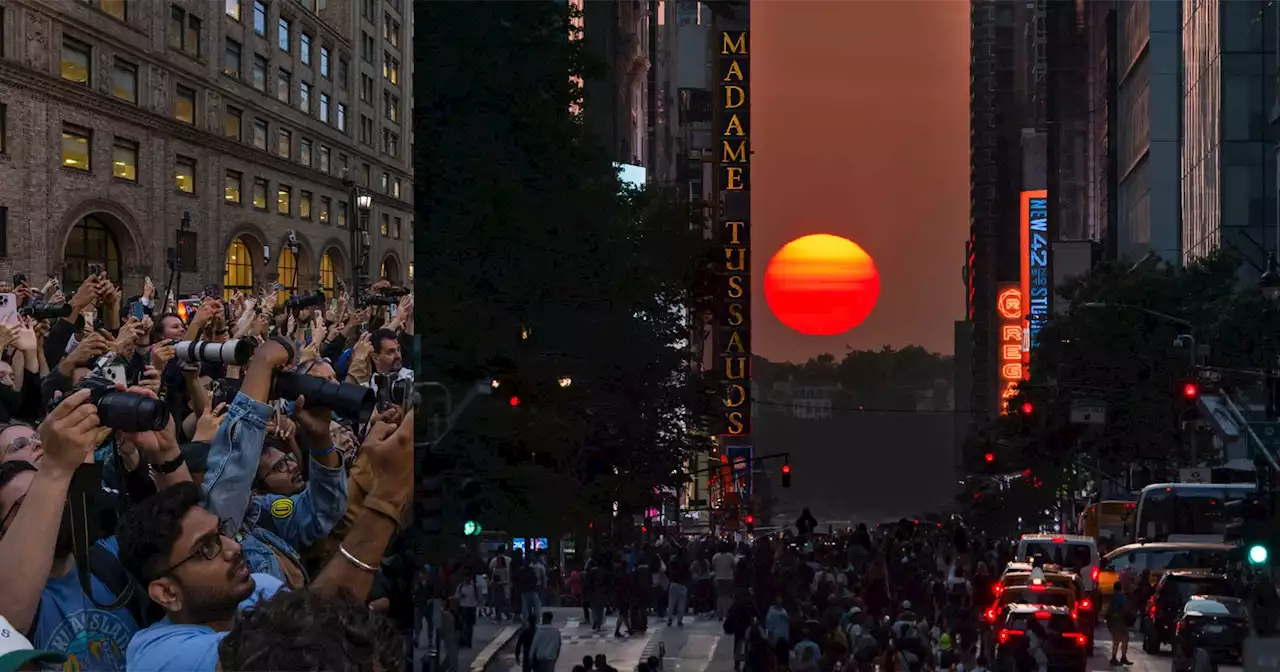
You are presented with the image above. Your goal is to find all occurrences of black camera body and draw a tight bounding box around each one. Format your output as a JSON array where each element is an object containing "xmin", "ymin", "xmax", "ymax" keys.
[
  {"xmin": 19, "ymin": 302, "xmax": 72, "ymax": 320},
  {"xmin": 379, "ymin": 286, "xmax": 410, "ymax": 298},
  {"xmin": 49, "ymin": 374, "xmax": 168, "ymax": 432},
  {"xmin": 284, "ymin": 290, "xmax": 325, "ymax": 310},
  {"xmin": 272, "ymin": 371, "xmax": 374, "ymax": 422},
  {"xmin": 374, "ymin": 374, "xmax": 418, "ymax": 411},
  {"xmin": 358, "ymin": 295, "xmax": 398, "ymax": 307}
]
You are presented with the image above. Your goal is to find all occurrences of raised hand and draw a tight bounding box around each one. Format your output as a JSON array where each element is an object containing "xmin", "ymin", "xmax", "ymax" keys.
[
  {"xmin": 192, "ymin": 399, "xmax": 228, "ymax": 443},
  {"xmin": 40, "ymin": 389, "xmax": 111, "ymax": 479}
]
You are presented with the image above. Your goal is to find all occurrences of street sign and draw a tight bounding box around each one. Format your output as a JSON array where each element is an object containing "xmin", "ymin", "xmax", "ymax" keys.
[
  {"xmin": 1243, "ymin": 636, "xmax": 1280, "ymax": 672},
  {"xmin": 1070, "ymin": 398, "xmax": 1107, "ymax": 426},
  {"xmin": 1250, "ymin": 422, "xmax": 1280, "ymax": 457},
  {"xmin": 1179, "ymin": 468, "xmax": 1209, "ymax": 484}
]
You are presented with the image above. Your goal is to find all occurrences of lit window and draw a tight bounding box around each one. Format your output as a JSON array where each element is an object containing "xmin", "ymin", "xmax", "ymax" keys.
[
  {"xmin": 337, "ymin": 201, "xmax": 347, "ymax": 227},
  {"xmin": 299, "ymin": 137, "xmax": 312, "ymax": 166},
  {"xmin": 253, "ymin": 0, "xmax": 267, "ymax": 35},
  {"xmin": 318, "ymin": 145, "xmax": 330, "ymax": 173},
  {"xmin": 277, "ymin": 128, "xmax": 291, "ymax": 158},
  {"xmin": 299, "ymin": 80, "xmax": 311, "ymax": 113},
  {"xmin": 252, "ymin": 118, "xmax": 268, "ymax": 150},
  {"xmin": 380, "ymin": 213, "xmax": 388, "ymax": 236},
  {"xmin": 300, "ymin": 190, "xmax": 312, "ymax": 219},
  {"xmin": 112, "ymin": 59, "xmax": 137, "ymax": 103},
  {"xmin": 380, "ymin": 172, "xmax": 389, "ymax": 193},
  {"xmin": 319, "ymin": 93, "xmax": 330, "ymax": 123},
  {"xmin": 61, "ymin": 37, "xmax": 91, "ymax": 85},
  {"xmin": 174, "ymin": 85, "xmax": 196, "ymax": 124},
  {"xmin": 277, "ymin": 68, "xmax": 291, "ymax": 104},
  {"xmin": 253, "ymin": 177, "xmax": 268, "ymax": 209},
  {"xmin": 61, "ymin": 125, "xmax": 91, "ymax": 171},
  {"xmin": 319, "ymin": 250, "xmax": 336, "ymax": 291},
  {"xmin": 175, "ymin": 155, "xmax": 196, "ymax": 193},
  {"xmin": 277, "ymin": 247, "xmax": 298, "ymax": 290},
  {"xmin": 224, "ymin": 238, "xmax": 255, "ymax": 300},
  {"xmin": 319, "ymin": 197, "xmax": 331, "ymax": 223},
  {"xmin": 382, "ymin": 53, "xmax": 399, "ymax": 85},
  {"xmin": 277, "ymin": 185, "xmax": 291, "ymax": 215},
  {"xmin": 226, "ymin": 0, "xmax": 241, "ymax": 21},
  {"xmin": 392, "ymin": 178, "xmax": 401, "ymax": 199},
  {"xmin": 409, "ymin": 262, "xmax": 414, "ymax": 280},
  {"xmin": 112, "ymin": 138, "xmax": 137, "ymax": 181},
  {"xmin": 101, "ymin": 0, "xmax": 127, "ymax": 20},
  {"xmin": 278, "ymin": 16, "xmax": 290, "ymax": 52},
  {"xmin": 300, "ymin": 32, "xmax": 311, "ymax": 65},
  {"xmin": 320, "ymin": 46, "xmax": 330, "ymax": 77},
  {"xmin": 225, "ymin": 106, "xmax": 242, "ymax": 140},
  {"xmin": 225, "ymin": 170, "xmax": 242, "ymax": 203},
  {"xmin": 223, "ymin": 39, "xmax": 241, "ymax": 78}
]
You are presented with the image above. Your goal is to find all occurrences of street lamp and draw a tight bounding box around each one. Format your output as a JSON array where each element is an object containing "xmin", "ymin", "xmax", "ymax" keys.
[
  {"xmin": 356, "ymin": 193, "xmax": 373, "ymax": 211},
  {"xmin": 1260, "ymin": 253, "xmax": 1280, "ymax": 300},
  {"xmin": 352, "ymin": 190, "xmax": 372, "ymax": 297}
]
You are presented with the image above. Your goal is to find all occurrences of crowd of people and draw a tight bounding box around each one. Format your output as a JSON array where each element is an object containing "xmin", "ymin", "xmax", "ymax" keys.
[{"xmin": 0, "ymin": 273, "xmax": 419, "ymax": 671}]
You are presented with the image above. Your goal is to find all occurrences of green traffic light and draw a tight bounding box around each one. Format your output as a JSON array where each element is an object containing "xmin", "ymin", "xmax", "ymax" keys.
[
  {"xmin": 1249, "ymin": 544, "xmax": 1269, "ymax": 565},
  {"xmin": 464, "ymin": 521, "xmax": 483, "ymax": 536}
]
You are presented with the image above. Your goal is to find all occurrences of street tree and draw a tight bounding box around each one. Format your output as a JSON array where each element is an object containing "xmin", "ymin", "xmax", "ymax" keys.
[{"xmin": 413, "ymin": 1, "xmax": 713, "ymax": 538}]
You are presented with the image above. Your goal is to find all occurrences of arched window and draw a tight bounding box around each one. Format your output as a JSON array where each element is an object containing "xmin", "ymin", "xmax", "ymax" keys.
[
  {"xmin": 277, "ymin": 248, "xmax": 298, "ymax": 292},
  {"xmin": 319, "ymin": 251, "xmax": 336, "ymax": 295},
  {"xmin": 223, "ymin": 237, "xmax": 254, "ymax": 300},
  {"xmin": 381, "ymin": 255, "xmax": 400, "ymax": 284},
  {"xmin": 62, "ymin": 215, "xmax": 122, "ymax": 288}
]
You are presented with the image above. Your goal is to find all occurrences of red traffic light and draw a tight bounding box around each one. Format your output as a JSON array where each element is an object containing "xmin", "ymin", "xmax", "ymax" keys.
[
  {"xmin": 984, "ymin": 452, "xmax": 995, "ymax": 463},
  {"xmin": 781, "ymin": 464, "xmax": 791, "ymax": 475},
  {"xmin": 744, "ymin": 514, "xmax": 755, "ymax": 525},
  {"xmin": 509, "ymin": 396, "xmax": 521, "ymax": 407},
  {"xmin": 1182, "ymin": 383, "xmax": 1198, "ymax": 399},
  {"xmin": 1020, "ymin": 401, "xmax": 1033, "ymax": 415}
]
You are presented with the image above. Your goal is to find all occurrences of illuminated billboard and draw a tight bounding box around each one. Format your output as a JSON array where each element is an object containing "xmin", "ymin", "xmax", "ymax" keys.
[
  {"xmin": 1020, "ymin": 190, "xmax": 1049, "ymax": 361},
  {"xmin": 997, "ymin": 283, "xmax": 1024, "ymax": 413},
  {"xmin": 714, "ymin": 30, "xmax": 751, "ymax": 438}
]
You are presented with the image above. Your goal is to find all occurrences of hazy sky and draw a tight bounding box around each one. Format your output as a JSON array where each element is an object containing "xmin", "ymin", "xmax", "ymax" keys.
[{"xmin": 751, "ymin": 0, "xmax": 970, "ymax": 363}]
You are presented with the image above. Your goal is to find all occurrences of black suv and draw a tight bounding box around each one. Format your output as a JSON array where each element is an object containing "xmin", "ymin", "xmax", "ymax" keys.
[
  {"xmin": 993, "ymin": 604, "xmax": 1088, "ymax": 672},
  {"xmin": 1171, "ymin": 595, "xmax": 1251, "ymax": 671},
  {"xmin": 1142, "ymin": 571, "xmax": 1236, "ymax": 654}
]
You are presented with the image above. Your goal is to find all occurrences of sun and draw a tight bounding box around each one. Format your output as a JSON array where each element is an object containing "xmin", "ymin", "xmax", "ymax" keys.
[{"xmin": 764, "ymin": 234, "xmax": 881, "ymax": 336}]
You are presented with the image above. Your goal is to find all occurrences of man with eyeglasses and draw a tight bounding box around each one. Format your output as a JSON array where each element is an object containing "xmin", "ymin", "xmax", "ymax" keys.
[{"xmin": 0, "ymin": 387, "xmax": 192, "ymax": 672}]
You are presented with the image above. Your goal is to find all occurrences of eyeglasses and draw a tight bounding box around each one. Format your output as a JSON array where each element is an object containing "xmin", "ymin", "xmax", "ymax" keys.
[
  {"xmin": 154, "ymin": 518, "xmax": 238, "ymax": 579},
  {"xmin": 269, "ymin": 453, "xmax": 297, "ymax": 474}
]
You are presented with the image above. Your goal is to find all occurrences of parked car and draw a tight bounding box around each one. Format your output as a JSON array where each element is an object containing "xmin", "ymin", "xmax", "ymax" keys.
[{"xmin": 1171, "ymin": 596, "xmax": 1251, "ymax": 671}]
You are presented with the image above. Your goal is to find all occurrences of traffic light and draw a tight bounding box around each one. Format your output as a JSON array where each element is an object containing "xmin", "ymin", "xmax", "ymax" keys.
[
  {"xmin": 781, "ymin": 463, "xmax": 792, "ymax": 488},
  {"xmin": 1182, "ymin": 383, "xmax": 1199, "ymax": 399},
  {"xmin": 458, "ymin": 479, "xmax": 483, "ymax": 536},
  {"xmin": 417, "ymin": 475, "xmax": 445, "ymax": 535},
  {"xmin": 509, "ymin": 395, "xmax": 521, "ymax": 407},
  {"xmin": 984, "ymin": 452, "xmax": 996, "ymax": 464},
  {"xmin": 744, "ymin": 513, "xmax": 755, "ymax": 533},
  {"xmin": 1224, "ymin": 494, "xmax": 1271, "ymax": 564},
  {"xmin": 1020, "ymin": 401, "xmax": 1033, "ymax": 415}
]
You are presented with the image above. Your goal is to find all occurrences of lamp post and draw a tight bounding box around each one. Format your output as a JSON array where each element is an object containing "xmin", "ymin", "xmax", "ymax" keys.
[{"xmin": 354, "ymin": 190, "xmax": 372, "ymax": 298}]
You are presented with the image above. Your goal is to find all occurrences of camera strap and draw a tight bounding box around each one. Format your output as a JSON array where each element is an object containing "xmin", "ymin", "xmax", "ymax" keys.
[{"xmin": 68, "ymin": 462, "xmax": 134, "ymax": 611}]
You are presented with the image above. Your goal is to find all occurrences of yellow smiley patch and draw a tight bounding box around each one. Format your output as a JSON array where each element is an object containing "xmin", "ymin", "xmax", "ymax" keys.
[{"xmin": 270, "ymin": 498, "xmax": 294, "ymax": 519}]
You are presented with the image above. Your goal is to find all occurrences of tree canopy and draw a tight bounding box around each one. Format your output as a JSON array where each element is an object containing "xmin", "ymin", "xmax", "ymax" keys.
[{"xmin": 412, "ymin": 1, "xmax": 712, "ymax": 540}]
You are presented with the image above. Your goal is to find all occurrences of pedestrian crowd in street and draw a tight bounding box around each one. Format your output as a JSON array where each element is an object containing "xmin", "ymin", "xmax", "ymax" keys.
[{"xmin": 0, "ymin": 273, "xmax": 419, "ymax": 671}]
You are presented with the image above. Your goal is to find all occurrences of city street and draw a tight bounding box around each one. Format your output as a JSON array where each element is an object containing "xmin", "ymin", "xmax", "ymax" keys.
[{"xmin": 1089, "ymin": 630, "xmax": 1241, "ymax": 672}]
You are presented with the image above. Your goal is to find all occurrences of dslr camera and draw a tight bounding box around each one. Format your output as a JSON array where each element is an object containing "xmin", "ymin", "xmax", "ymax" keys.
[
  {"xmin": 18, "ymin": 302, "xmax": 72, "ymax": 320},
  {"xmin": 49, "ymin": 371, "xmax": 168, "ymax": 432},
  {"xmin": 272, "ymin": 370, "xmax": 374, "ymax": 422},
  {"xmin": 174, "ymin": 339, "xmax": 255, "ymax": 366},
  {"xmin": 284, "ymin": 290, "xmax": 325, "ymax": 311},
  {"xmin": 373, "ymin": 373, "xmax": 419, "ymax": 412}
]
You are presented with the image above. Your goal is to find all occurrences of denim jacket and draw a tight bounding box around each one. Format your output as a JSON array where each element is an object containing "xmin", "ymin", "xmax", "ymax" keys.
[
  {"xmin": 237, "ymin": 526, "xmax": 310, "ymax": 586},
  {"xmin": 202, "ymin": 393, "xmax": 271, "ymax": 528},
  {"xmin": 243, "ymin": 456, "xmax": 348, "ymax": 561}
]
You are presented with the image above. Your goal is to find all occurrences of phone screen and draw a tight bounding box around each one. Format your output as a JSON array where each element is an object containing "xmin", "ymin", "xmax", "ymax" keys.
[
  {"xmin": 0, "ymin": 294, "xmax": 18, "ymax": 328},
  {"xmin": 129, "ymin": 301, "xmax": 147, "ymax": 320}
]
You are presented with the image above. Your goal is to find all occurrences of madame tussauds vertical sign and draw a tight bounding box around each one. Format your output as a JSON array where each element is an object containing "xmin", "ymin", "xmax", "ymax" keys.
[{"xmin": 715, "ymin": 31, "xmax": 750, "ymax": 437}]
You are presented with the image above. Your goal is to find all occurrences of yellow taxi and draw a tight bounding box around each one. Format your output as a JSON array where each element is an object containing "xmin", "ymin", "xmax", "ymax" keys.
[{"xmin": 1098, "ymin": 542, "xmax": 1233, "ymax": 602}]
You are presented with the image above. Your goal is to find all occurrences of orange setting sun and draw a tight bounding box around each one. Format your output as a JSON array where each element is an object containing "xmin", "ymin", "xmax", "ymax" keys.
[{"xmin": 764, "ymin": 234, "xmax": 881, "ymax": 336}]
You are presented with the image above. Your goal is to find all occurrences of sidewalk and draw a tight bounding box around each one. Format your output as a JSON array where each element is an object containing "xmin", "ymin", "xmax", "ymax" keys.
[{"xmin": 463, "ymin": 607, "xmax": 583, "ymax": 672}]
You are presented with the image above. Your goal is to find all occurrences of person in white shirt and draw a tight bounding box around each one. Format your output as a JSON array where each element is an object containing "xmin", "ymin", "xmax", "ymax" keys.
[
  {"xmin": 529, "ymin": 611, "xmax": 561, "ymax": 672},
  {"xmin": 490, "ymin": 550, "xmax": 513, "ymax": 620},
  {"xmin": 475, "ymin": 572, "xmax": 491, "ymax": 619},
  {"xmin": 711, "ymin": 545, "xmax": 737, "ymax": 620},
  {"xmin": 456, "ymin": 573, "xmax": 481, "ymax": 647}
]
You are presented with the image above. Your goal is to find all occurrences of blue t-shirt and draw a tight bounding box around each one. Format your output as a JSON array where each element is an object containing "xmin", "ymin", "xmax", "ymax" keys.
[
  {"xmin": 32, "ymin": 537, "xmax": 137, "ymax": 672},
  {"xmin": 124, "ymin": 573, "xmax": 283, "ymax": 672}
]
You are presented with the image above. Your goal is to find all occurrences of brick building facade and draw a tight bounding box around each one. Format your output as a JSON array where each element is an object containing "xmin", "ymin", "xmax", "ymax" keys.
[{"xmin": 0, "ymin": 0, "xmax": 412, "ymax": 299}]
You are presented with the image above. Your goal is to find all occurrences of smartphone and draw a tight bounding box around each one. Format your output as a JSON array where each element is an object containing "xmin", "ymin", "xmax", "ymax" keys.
[
  {"xmin": 0, "ymin": 294, "xmax": 17, "ymax": 328},
  {"xmin": 129, "ymin": 301, "xmax": 147, "ymax": 321},
  {"xmin": 177, "ymin": 299, "xmax": 200, "ymax": 324},
  {"xmin": 87, "ymin": 263, "xmax": 103, "ymax": 277},
  {"xmin": 12, "ymin": 273, "xmax": 26, "ymax": 288},
  {"xmin": 211, "ymin": 378, "xmax": 242, "ymax": 408},
  {"xmin": 93, "ymin": 355, "xmax": 127, "ymax": 385}
]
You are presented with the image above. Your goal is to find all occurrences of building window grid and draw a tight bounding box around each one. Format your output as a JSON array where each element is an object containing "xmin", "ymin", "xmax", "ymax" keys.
[
  {"xmin": 253, "ymin": 177, "xmax": 268, "ymax": 209},
  {"xmin": 225, "ymin": 170, "xmax": 243, "ymax": 203},
  {"xmin": 300, "ymin": 191, "xmax": 312, "ymax": 219},
  {"xmin": 253, "ymin": 118, "xmax": 268, "ymax": 150},
  {"xmin": 175, "ymin": 155, "xmax": 197, "ymax": 193},
  {"xmin": 300, "ymin": 32, "xmax": 311, "ymax": 65},
  {"xmin": 175, "ymin": 85, "xmax": 197, "ymax": 124},
  {"xmin": 277, "ymin": 184, "xmax": 291, "ymax": 215},
  {"xmin": 252, "ymin": 54, "xmax": 268, "ymax": 91},
  {"xmin": 320, "ymin": 93, "xmax": 330, "ymax": 123},
  {"xmin": 319, "ymin": 197, "xmax": 331, "ymax": 223},
  {"xmin": 253, "ymin": 0, "xmax": 267, "ymax": 35},
  {"xmin": 300, "ymin": 137, "xmax": 312, "ymax": 166},
  {"xmin": 61, "ymin": 37, "xmax": 92, "ymax": 86},
  {"xmin": 226, "ymin": 0, "xmax": 241, "ymax": 21},
  {"xmin": 278, "ymin": 128, "xmax": 292, "ymax": 159},
  {"xmin": 224, "ymin": 38, "xmax": 242, "ymax": 79},
  {"xmin": 278, "ymin": 16, "xmax": 291, "ymax": 52},
  {"xmin": 111, "ymin": 138, "xmax": 138, "ymax": 181},
  {"xmin": 277, "ymin": 68, "xmax": 291, "ymax": 104},
  {"xmin": 224, "ymin": 238, "xmax": 254, "ymax": 299},
  {"xmin": 320, "ymin": 46, "xmax": 330, "ymax": 77},
  {"xmin": 225, "ymin": 106, "xmax": 243, "ymax": 140},
  {"xmin": 337, "ymin": 202, "xmax": 347, "ymax": 227},
  {"xmin": 112, "ymin": 58, "xmax": 138, "ymax": 103},
  {"xmin": 299, "ymin": 80, "xmax": 311, "ymax": 114},
  {"xmin": 319, "ymin": 250, "xmax": 336, "ymax": 289},
  {"xmin": 61, "ymin": 124, "xmax": 91, "ymax": 171},
  {"xmin": 169, "ymin": 6, "xmax": 202, "ymax": 57}
]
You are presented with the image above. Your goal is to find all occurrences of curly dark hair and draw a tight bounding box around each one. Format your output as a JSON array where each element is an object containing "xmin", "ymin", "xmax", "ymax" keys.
[
  {"xmin": 117, "ymin": 481, "xmax": 203, "ymax": 583},
  {"xmin": 218, "ymin": 588, "xmax": 405, "ymax": 671}
]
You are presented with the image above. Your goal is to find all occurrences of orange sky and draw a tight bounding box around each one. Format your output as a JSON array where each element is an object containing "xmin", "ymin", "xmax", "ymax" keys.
[{"xmin": 751, "ymin": 0, "xmax": 970, "ymax": 362}]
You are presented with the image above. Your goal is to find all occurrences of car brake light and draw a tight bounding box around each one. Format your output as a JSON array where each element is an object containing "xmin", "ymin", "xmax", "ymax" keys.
[
  {"xmin": 1030, "ymin": 583, "xmax": 1046, "ymax": 591},
  {"xmin": 1078, "ymin": 598, "xmax": 1093, "ymax": 610},
  {"xmin": 997, "ymin": 629, "xmax": 1016, "ymax": 644},
  {"xmin": 1036, "ymin": 611, "xmax": 1051, "ymax": 620},
  {"xmin": 994, "ymin": 584, "xmax": 1004, "ymax": 595},
  {"xmin": 1051, "ymin": 537, "xmax": 1066, "ymax": 543},
  {"xmin": 1091, "ymin": 567, "xmax": 1100, "ymax": 582},
  {"xmin": 985, "ymin": 607, "xmax": 997, "ymax": 622},
  {"xmin": 1069, "ymin": 633, "xmax": 1087, "ymax": 647},
  {"xmin": 1071, "ymin": 608, "xmax": 1079, "ymax": 621}
]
